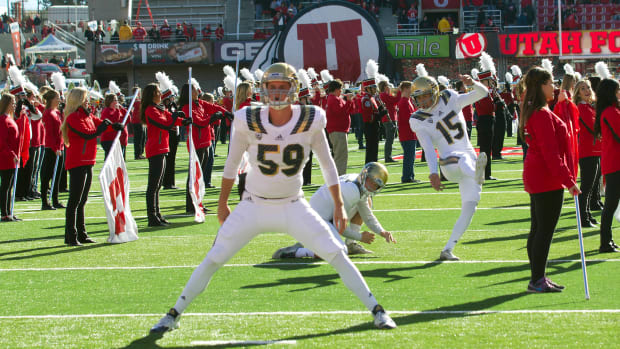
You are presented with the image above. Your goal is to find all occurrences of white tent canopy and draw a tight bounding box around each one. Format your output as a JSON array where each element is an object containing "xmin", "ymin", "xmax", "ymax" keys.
[{"xmin": 25, "ymin": 34, "xmax": 77, "ymax": 55}]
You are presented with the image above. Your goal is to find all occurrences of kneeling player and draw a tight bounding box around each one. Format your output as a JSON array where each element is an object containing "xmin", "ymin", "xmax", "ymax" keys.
[
  {"xmin": 273, "ymin": 162, "xmax": 396, "ymax": 259},
  {"xmin": 409, "ymin": 68, "xmax": 488, "ymax": 261}
]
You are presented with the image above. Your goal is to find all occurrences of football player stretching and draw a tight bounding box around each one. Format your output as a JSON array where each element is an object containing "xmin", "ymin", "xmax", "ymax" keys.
[
  {"xmin": 150, "ymin": 63, "xmax": 396, "ymax": 333},
  {"xmin": 409, "ymin": 64, "xmax": 488, "ymax": 261},
  {"xmin": 272, "ymin": 162, "xmax": 396, "ymax": 259}
]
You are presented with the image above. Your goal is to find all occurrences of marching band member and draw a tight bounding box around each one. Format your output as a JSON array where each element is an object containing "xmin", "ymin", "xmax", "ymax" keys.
[
  {"xmin": 0, "ymin": 94, "xmax": 19, "ymax": 222},
  {"xmin": 378, "ymin": 74, "xmax": 400, "ymax": 163},
  {"xmin": 520, "ymin": 66, "xmax": 580, "ymax": 292},
  {"xmin": 40, "ymin": 89, "xmax": 65, "ymax": 210},
  {"xmin": 593, "ymin": 62, "xmax": 620, "ymax": 253},
  {"xmin": 100, "ymin": 91, "xmax": 128, "ymax": 159},
  {"xmin": 361, "ymin": 60, "xmax": 386, "ymax": 164},
  {"xmin": 61, "ymin": 87, "xmax": 122, "ymax": 246}
]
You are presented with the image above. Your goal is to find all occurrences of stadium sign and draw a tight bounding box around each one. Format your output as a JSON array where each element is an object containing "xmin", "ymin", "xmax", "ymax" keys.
[
  {"xmin": 421, "ymin": 0, "xmax": 460, "ymax": 9},
  {"xmin": 499, "ymin": 30, "xmax": 620, "ymax": 57},
  {"xmin": 386, "ymin": 36, "xmax": 449, "ymax": 59},
  {"xmin": 95, "ymin": 42, "xmax": 213, "ymax": 66},
  {"xmin": 252, "ymin": 0, "xmax": 388, "ymax": 83},
  {"xmin": 214, "ymin": 41, "xmax": 266, "ymax": 63}
]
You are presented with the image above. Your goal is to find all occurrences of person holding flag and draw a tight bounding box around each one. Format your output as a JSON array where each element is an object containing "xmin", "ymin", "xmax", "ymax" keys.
[
  {"xmin": 141, "ymin": 83, "xmax": 190, "ymax": 227},
  {"xmin": 40, "ymin": 89, "xmax": 65, "ymax": 210},
  {"xmin": 61, "ymin": 87, "xmax": 123, "ymax": 246},
  {"xmin": 100, "ymin": 93, "xmax": 128, "ymax": 159},
  {"xmin": 0, "ymin": 93, "xmax": 19, "ymax": 222}
]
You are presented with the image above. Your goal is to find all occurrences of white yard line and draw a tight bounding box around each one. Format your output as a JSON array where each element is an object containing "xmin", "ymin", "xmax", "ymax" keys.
[
  {"xmin": 1, "ymin": 309, "xmax": 619, "ymax": 319},
  {"xmin": 1, "ymin": 259, "xmax": 618, "ymax": 272}
]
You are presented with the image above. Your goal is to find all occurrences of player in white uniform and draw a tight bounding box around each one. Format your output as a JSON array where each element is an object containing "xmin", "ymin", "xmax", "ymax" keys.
[
  {"xmin": 409, "ymin": 72, "xmax": 488, "ymax": 261},
  {"xmin": 272, "ymin": 162, "xmax": 396, "ymax": 259},
  {"xmin": 150, "ymin": 63, "xmax": 396, "ymax": 333}
]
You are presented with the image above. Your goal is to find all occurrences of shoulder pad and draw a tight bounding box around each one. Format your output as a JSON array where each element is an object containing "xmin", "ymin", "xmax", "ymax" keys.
[
  {"xmin": 290, "ymin": 105, "xmax": 317, "ymax": 135},
  {"xmin": 410, "ymin": 110, "xmax": 433, "ymax": 121},
  {"xmin": 440, "ymin": 90, "xmax": 452, "ymax": 105},
  {"xmin": 245, "ymin": 105, "xmax": 267, "ymax": 134}
]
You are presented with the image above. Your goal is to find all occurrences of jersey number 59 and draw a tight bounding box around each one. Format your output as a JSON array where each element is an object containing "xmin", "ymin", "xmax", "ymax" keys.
[
  {"xmin": 257, "ymin": 144, "xmax": 305, "ymax": 176},
  {"xmin": 436, "ymin": 111, "xmax": 465, "ymax": 145}
]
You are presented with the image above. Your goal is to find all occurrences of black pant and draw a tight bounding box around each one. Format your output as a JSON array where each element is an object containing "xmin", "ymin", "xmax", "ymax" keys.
[
  {"xmin": 101, "ymin": 141, "xmax": 126, "ymax": 160},
  {"xmin": 601, "ymin": 170, "xmax": 620, "ymax": 246},
  {"xmin": 147, "ymin": 154, "xmax": 167, "ymax": 216},
  {"xmin": 186, "ymin": 147, "xmax": 208, "ymax": 211},
  {"xmin": 0, "ymin": 169, "xmax": 15, "ymax": 217},
  {"xmin": 492, "ymin": 110, "xmax": 506, "ymax": 159},
  {"xmin": 205, "ymin": 143, "xmax": 215, "ymax": 186},
  {"xmin": 364, "ymin": 121, "xmax": 380, "ymax": 164},
  {"xmin": 65, "ymin": 165, "xmax": 93, "ymax": 241},
  {"xmin": 351, "ymin": 113, "xmax": 364, "ymax": 146},
  {"xmin": 163, "ymin": 129, "xmax": 179, "ymax": 187},
  {"xmin": 476, "ymin": 114, "xmax": 494, "ymax": 178},
  {"xmin": 466, "ymin": 121, "xmax": 473, "ymax": 140},
  {"xmin": 28, "ymin": 146, "xmax": 42, "ymax": 195},
  {"xmin": 591, "ymin": 164, "xmax": 603, "ymax": 209},
  {"xmin": 16, "ymin": 150, "xmax": 35, "ymax": 198},
  {"xmin": 527, "ymin": 189, "xmax": 564, "ymax": 283},
  {"xmin": 219, "ymin": 123, "xmax": 228, "ymax": 144},
  {"xmin": 132, "ymin": 123, "xmax": 146, "ymax": 158},
  {"xmin": 578, "ymin": 156, "xmax": 600, "ymax": 222},
  {"xmin": 59, "ymin": 150, "xmax": 67, "ymax": 191},
  {"xmin": 40, "ymin": 148, "xmax": 64, "ymax": 205}
]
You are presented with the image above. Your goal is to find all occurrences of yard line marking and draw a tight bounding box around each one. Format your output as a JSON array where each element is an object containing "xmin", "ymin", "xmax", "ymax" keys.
[
  {"xmin": 2, "ymin": 309, "xmax": 619, "ymax": 319},
  {"xmin": 2, "ymin": 259, "xmax": 618, "ymax": 271},
  {"xmin": 191, "ymin": 340, "xmax": 297, "ymax": 346}
]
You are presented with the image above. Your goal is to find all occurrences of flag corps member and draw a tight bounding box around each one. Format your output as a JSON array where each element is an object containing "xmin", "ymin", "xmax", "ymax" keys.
[
  {"xmin": 99, "ymin": 92, "xmax": 139, "ymax": 243},
  {"xmin": 61, "ymin": 87, "xmax": 124, "ymax": 246}
]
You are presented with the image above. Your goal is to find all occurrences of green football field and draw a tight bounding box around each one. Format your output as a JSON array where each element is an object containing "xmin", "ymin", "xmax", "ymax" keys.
[{"xmin": 1, "ymin": 133, "xmax": 618, "ymax": 348}]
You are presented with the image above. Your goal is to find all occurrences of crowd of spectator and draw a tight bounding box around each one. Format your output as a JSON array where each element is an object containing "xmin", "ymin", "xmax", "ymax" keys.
[{"xmin": 84, "ymin": 19, "xmax": 225, "ymax": 43}]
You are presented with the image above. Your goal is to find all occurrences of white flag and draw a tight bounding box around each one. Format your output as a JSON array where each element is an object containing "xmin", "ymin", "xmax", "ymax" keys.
[
  {"xmin": 188, "ymin": 134, "xmax": 205, "ymax": 223},
  {"xmin": 99, "ymin": 140, "xmax": 139, "ymax": 243}
]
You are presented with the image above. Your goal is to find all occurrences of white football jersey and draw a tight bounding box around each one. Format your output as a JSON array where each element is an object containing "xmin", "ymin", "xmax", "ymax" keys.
[
  {"xmin": 225, "ymin": 104, "xmax": 328, "ymax": 199},
  {"xmin": 409, "ymin": 82, "xmax": 487, "ymax": 173}
]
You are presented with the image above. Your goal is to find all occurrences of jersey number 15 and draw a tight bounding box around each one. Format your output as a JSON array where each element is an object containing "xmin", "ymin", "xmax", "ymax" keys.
[
  {"xmin": 436, "ymin": 111, "xmax": 465, "ymax": 145},
  {"xmin": 257, "ymin": 144, "xmax": 305, "ymax": 176}
]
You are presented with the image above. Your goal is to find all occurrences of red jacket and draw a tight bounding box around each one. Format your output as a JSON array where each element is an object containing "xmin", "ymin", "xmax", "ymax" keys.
[
  {"xmin": 523, "ymin": 108, "xmax": 576, "ymax": 194},
  {"xmin": 133, "ymin": 27, "xmax": 147, "ymax": 41},
  {"xmin": 182, "ymin": 100, "xmax": 224, "ymax": 149},
  {"xmin": 30, "ymin": 104, "xmax": 45, "ymax": 147},
  {"xmin": 326, "ymin": 94, "xmax": 353, "ymax": 133},
  {"xmin": 145, "ymin": 105, "xmax": 182, "ymax": 158},
  {"xmin": 553, "ymin": 99, "xmax": 579, "ymax": 178},
  {"xmin": 159, "ymin": 25, "xmax": 172, "ymax": 40},
  {"xmin": 474, "ymin": 93, "xmax": 495, "ymax": 116},
  {"xmin": 397, "ymin": 96, "xmax": 417, "ymax": 141},
  {"xmin": 600, "ymin": 106, "xmax": 620, "ymax": 175},
  {"xmin": 65, "ymin": 107, "xmax": 105, "ymax": 170},
  {"xmin": 576, "ymin": 103, "xmax": 601, "ymax": 158},
  {"xmin": 100, "ymin": 106, "xmax": 128, "ymax": 145},
  {"xmin": 42, "ymin": 108, "xmax": 63, "ymax": 153},
  {"xmin": 239, "ymin": 98, "xmax": 252, "ymax": 110},
  {"xmin": 130, "ymin": 100, "xmax": 142, "ymax": 124},
  {"xmin": 0, "ymin": 114, "xmax": 19, "ymax": 170},
  {"xmin": 379, "ymin": 91, "xmax": 400, "ymax": 122},
  {"xmin": 360, "ymin": 93, "xmax": 378, "ymax": 123},
  {"xmin": 462, "ymin": 103, "xmax": 474, "ymax": 122}
]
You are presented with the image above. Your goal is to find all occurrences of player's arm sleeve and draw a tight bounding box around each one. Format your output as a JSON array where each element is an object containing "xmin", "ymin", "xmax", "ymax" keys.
[
  {"xmin": 342, "ymin": 225, "xmax": 363, "ymax": 241},
  {"xmin": 311, "ymin": 112, "xmax": 339, "ymax": 187},
  {"xmin": 221, "ymin": 119, "xmax": 250, "ymax": 180},
  {"xmin": 416, "ymin": 128, "xmax": 439, "ymax": 175},
  {"xmin": 456, "ymin": 81, "xmax": 487, "ymax": 110},
  {"xmin": 357, "ymin": 199, "xmax": 385, "ymax": 234}
]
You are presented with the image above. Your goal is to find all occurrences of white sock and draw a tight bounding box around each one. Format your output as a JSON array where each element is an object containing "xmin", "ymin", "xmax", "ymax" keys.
[
  {"xmin": 173, "ymin": 256, "xmax": 221, "ymax": 314},
  {"xmin": 443, "ymin": 201, "xmax": 478, "ymax": 251},
  {"xmin": 295, "ymin": 247, "xmax": 315, "ymax": 258},
  {"xmin": 329, "ymin": 251, "xmax": 378, "ymax": 312}
]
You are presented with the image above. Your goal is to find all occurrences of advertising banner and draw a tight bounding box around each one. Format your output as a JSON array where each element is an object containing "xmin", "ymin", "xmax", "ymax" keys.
[
  {"xmin": 214, "ymin": 41, "xmax": 266, "ymax": 63},
  {"xmin": 386, "ymin": 36, "xmax": 449, "ymax": 59},
  {"xmin": 499, "ymin": 30, "xmax": 620, "ymax": 57},
  {"xmin": 96, "ymin": 41, "xmax": 212, "ymax": 66}
]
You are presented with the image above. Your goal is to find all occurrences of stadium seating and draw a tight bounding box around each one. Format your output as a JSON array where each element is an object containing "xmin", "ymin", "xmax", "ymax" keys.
[
  {"xmin": 537, "ymin": 2, "xmax": 618, "ymax": 31},
  {"xmin": 132, "ymin": 0, "xmax": 226, "ymax": 29}
]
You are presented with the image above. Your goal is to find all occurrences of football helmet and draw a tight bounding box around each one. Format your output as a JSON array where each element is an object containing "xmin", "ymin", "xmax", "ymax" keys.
[
  {"xmin": 411, "ymin": 76, "xmax": 439, "ymax": 112},
  {"xmin": 260, "ymin": 62, "xmax": 299, "ymax": 110},
  {"xmin": 358, "ymin": 162, "xmax": 388, "ymax": 196}
]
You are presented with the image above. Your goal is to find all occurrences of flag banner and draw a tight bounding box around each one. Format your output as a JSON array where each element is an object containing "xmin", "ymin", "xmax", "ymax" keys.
[
  {"xmin": 188, "ymin": 134, "xmax": 205, "ymax": 223},
  {"xmin": 99, "ymin": 140, "xmax": 138, "ymax": 243},
  {"xmin": 10, "ymin": 22, "xmax": 21, "ymax": 65}
]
